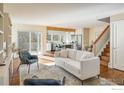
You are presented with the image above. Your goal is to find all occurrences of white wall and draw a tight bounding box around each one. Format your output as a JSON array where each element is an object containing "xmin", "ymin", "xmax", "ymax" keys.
[
  {"xmin": 111, "ymin": 12, "xmax": 124, "ymax": 22},
  {"xmin": 75, "ymin": 28, "xmax": 83, "ymax": 34},
  {"xmin": 12, "ymin": 24, "xmax": 47, "ymax": 54},
  {"xmin": 89, "ymin": 23, "xmax": 108, "ymax": 46}
]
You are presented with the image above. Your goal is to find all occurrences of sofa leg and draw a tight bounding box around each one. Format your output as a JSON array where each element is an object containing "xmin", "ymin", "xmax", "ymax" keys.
[
  {"xmin": 37, "ymin": 61, "xmax": 39, "ymax": 70},
  {"xmin": 28, "ymin": 64, "xmax": 30, "ymax": 74},
  {"xmin": 17, "ymin": 63, "xmax": 21, "ymax": 71},
  {"xmin": 82, "ymin": 81, "xmax": 84, "ymax": 85}
]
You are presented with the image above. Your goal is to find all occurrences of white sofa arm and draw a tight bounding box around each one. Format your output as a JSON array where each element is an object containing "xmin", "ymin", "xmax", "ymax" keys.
[{"xmin": 80, "ymin": 57, "xmax": 100, "ymax": 79}]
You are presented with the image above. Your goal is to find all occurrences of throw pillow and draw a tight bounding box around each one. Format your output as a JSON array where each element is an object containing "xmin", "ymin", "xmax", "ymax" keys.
[
  {"xmin": 80, "ymin": 51, "xmax": 94, "ymax": 61},
  {"xmin": 75, "ymin": 50, "xmax": 84, "ymax": 61},
  {"xmin": 68, "ymin": 49, "xmax": 76, "ymax": 60},
  {"xmin": 60, "ymin": 50, "xmax": 68, "ymax": 58}
]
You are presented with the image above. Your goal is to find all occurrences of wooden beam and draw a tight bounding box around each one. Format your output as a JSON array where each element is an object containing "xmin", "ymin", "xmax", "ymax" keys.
[{"xmin": 47, "ymin": 26, "xmax": 75, "ymax": 32}]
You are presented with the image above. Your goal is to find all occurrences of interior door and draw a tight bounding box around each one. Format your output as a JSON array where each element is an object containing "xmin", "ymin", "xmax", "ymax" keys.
[{"xmin": 113, "ymin": 20, "xmax": 124, "ymax": 71}]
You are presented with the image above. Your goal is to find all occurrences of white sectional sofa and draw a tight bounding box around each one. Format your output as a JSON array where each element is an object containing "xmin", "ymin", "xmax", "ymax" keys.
[{"xmin": 55, "ymin": 49, "xmax": 100, "ymax": 82}]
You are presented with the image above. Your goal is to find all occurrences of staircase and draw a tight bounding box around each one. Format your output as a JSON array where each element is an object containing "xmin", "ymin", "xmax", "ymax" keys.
[
  {"xmin": 93, "ymin": 25, "xmax": 110, "ymax": 67},
  {"xmin": 100, "ymin": 42, "xmax": 110, "ymax": 66}
]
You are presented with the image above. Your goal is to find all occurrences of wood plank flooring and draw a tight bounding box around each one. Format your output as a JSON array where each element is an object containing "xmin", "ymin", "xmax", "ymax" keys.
[
  {"xmin": 10, "ymin": 57, "xmax": 124, "ymax": 85},
  {"xmin": 10, "ymin": 58, "xmax": 20, "ymax": 85}
]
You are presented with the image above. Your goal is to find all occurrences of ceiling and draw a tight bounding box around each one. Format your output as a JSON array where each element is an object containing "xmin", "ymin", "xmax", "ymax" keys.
[{"xmin": 4, "ymin": 3, "xmax": 124, "ymax": 28}]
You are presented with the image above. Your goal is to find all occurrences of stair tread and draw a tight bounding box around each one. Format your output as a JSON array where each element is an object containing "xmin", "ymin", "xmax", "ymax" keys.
[
  {"xmin": 100, "ymin": 41, "xmax": 110, "ymax": 67},
  {"xmin": 101, "ymin": 56, "xmax": 109, "ymax": 62},
  {"xmin": 101, "ymin": 53, "xmax": 110, "ymax": 57},
  {"xmin": 101, "ymin": 55, "xmax": 109, "ymax": 58},
  {"xmin": 100, "ymin": 60, "xmax": 108, "ymax": 66},
  {"xmin": 104, "ymin": 48, "xmax": 110, "ymax": 51},
  {"xmin": 104, "ymin": 50, "xmax": 110, "ymax": 53}
]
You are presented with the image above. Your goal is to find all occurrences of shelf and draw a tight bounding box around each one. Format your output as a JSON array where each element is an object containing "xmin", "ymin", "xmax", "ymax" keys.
[
  {"xmin": 0, "ymin": 50, "xmax": 3, "ymax": 54},
  {"xmin": 0, "ymin": 30, "xmax": 3, "ymax": 34}
]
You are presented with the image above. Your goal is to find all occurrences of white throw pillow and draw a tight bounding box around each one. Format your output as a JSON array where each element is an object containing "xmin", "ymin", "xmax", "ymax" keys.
[
  {"xmin": 76, "ymin": 50, "xmax": 84, "ymax": 61},
  {"xmin": 68, "ymin": 49, "xmax": 76, "ymax": 60},
  {"xmin": 60, "ymin": 50, "xmax": 68, "ymax": 58},
  {"xmin": 80, "ymin": 51, "xmax": 94, "ymax": 61}
]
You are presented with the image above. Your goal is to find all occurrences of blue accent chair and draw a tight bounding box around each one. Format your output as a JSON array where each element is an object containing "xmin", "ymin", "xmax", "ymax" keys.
[{"xmin": 18, "ymin": 50, "xmax": 39, "ymax": 73}]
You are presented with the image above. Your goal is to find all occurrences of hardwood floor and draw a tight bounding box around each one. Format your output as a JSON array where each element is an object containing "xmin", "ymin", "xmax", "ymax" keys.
[
  {"xmin": 44, "ymin": 51, "xmax": 55, "ymax": 57},
  {"xmin": 10, "ymin": 58, "xmax": 20, "ymax": 85},
  {"xmin": 9, "ymin": 57, "xmax": 54, "ymax": 85},
  {"xmin": 10, "ymin": 57, "xmax": 124, "ymax": 85},
  {"xmin": 100, "ymin": 65, "xmax": 124, "ymax": 79}
]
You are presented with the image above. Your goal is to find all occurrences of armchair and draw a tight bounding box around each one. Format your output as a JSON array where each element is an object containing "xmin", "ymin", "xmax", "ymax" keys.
[{"xmin": 18, "ymin": 50, "xmax": 39, "ymax": 73}]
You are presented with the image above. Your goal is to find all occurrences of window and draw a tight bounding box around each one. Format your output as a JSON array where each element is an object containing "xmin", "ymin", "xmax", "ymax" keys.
[
  {"xmin": 47, "ymin": 35, "xmax": 51, "ymax": 41},
  {"xmin": 53, "ymin": 35, "xmax": 59, "ymax": 41},
  {"xmin": 31, "ymin": 32, "xmax": 38, "ymax": 52},
  {"xmin": 18, "ymin": 32, "xmax": 30, "ymax": 51},
  {"xmin": 18, "ymin": 31, "xmax": 42, "ymax": 54}
]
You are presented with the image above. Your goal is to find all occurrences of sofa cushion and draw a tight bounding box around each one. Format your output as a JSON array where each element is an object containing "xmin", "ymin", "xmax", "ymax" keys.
[
  {"xmin": 64, "ymin": 59, "xmax": 80, "ymax": 74},
  {"xmin": 80, "ymin": 51, "xmax": 94, "ymax": 60},
  {"xmin": 68, "ymin": 49, "xmax": 76, "ymax": 60},
  {"xmin": 55, "ymin": 58, "xmax": 68, "ymax": 68},
  {"xmin": 64, "ymin": 59, "xmax": 80, "ymax": 69},
  {"xmin": 75, "ymin": 50, "xmax": 84, "ymax": 61},
  {"xmin": 60, "ymin": 50, "xmax": 68, "ymax": 58}
]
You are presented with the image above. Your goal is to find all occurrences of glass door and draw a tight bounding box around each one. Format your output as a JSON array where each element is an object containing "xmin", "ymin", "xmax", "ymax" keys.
[
  {"xmin": 18, "ymin": 32, "xmax": 30, "ymax": 51},
  {"xmin": 31, "ymin": 32, "xmax": 38, "ymax": 52},
  {"xmin": 31, "ymin": 32, "xmax": 41, "ymax": 54},
  {"xmin": 18, "ymin": 31, "xmax": 41, "ymax": 54}
]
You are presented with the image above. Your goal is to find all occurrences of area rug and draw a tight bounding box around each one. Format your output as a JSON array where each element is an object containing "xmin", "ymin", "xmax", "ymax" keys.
[{"xmin": 19, "ymin": 63, "xmax": 116, "ymax": 85}]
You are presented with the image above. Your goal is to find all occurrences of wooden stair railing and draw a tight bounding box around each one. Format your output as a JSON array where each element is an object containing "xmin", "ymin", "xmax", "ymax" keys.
[
  {"xmin": 93, "ymin": 25, "xmax": 110, "ymax": 55},
  {"xmin": 93, "ymin": 25, "xmax": 110, "ymax": 45}
]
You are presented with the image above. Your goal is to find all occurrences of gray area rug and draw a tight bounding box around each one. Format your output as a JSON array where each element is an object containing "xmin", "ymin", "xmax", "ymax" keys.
[{"xmin": 19, "ymin": 63, "xmax": 116, "ymax": 85}]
